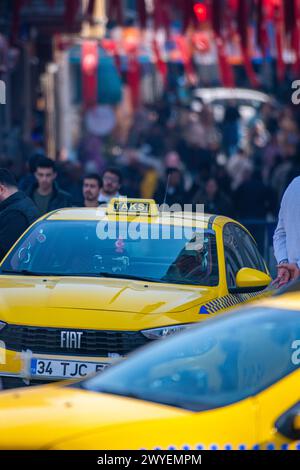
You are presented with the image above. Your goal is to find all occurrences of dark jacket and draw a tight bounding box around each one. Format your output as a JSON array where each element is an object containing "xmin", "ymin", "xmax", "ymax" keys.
[
  {"xmin": 26, "ymin": 182, "xmax": 72, "ymax": 214},
  {"xmin": 0, "ymin": 191, "xmax": 39, "ymax": 260}
]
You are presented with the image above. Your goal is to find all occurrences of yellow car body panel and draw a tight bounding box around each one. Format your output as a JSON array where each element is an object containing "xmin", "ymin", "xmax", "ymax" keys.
[
  {"xmin": 0, "ymin": 370, "xmax": 298, "ymax": 449},
  {"xmin": 0, "ymin": 204, "xmax": 271, "ymax": 383},
  {"xmin": 0, "ymin": 293, "xmax": 299, "ymax": 450}
]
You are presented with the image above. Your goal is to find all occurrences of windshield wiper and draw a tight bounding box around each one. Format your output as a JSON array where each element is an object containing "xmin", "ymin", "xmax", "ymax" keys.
[
  {"xmin": 97, "ymin": 272, "xmax": 162, "ymax": 283},
  {"xmin": 0, "ymin": 269, "xmax": 66, "ymax": 276}
]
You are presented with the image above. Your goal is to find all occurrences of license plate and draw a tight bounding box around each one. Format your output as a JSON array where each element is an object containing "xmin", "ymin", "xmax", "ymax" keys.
[{"xmin": 30, "ymin": 358, "xmax": 108, "ymax": 379}]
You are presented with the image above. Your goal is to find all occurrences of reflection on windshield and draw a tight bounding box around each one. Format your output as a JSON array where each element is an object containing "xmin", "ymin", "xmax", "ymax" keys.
[
  {"xmin": 1, "ymin": 220, "xmax": 219, "ymax": 286},
  {"xmin": 82, "ymin": 309, "xmax": 300, "ymax": 411}
]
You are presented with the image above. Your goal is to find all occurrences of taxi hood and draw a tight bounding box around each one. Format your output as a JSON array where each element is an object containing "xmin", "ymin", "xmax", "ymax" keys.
[
  {"xmin": 0, "ymin": 276, "xmax": 217, "ymax": 328},
  {"xmin": 0, "ymin": 384, "xmax": 257, "ymax": 450},
  {"xmin": 0, "ymin": 385, "xmax": 188, "ymax": 450}
]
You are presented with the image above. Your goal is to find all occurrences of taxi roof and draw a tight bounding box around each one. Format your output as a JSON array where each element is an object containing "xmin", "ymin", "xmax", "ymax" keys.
[{"xmin": 45, "ymin": 207, "xmax": 231, "ymax": 229}]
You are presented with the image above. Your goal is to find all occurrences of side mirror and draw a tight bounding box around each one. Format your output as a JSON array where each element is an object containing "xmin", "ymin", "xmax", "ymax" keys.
[
  {"xmin": 276, "ymin": 404, "xmax": 300, "ymax": 440},
  {"xmin": 235, "ymin": 267, "xmax": 271, "ymax": 290}
]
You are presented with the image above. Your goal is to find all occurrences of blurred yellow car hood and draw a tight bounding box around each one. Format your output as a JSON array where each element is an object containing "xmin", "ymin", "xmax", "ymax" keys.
[
  {"xmin": 0, "ymin": 276, "xmax": 216, "ymax": 328},
  {"xmin": 0, "ymin": 384, "xmax": 256, "ymax": 450}
]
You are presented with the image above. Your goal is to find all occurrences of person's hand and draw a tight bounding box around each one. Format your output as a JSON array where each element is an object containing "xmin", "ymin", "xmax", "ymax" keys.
[
  {"xmin": 277, "ymin": 263, "xmax": 300, "ymax": 282},
  {"xmin": 272, "ymin": 265, "xmax": 291, "ymax": 288}
]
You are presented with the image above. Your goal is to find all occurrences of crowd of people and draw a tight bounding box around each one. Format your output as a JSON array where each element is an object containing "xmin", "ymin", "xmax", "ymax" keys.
[
  {"xmin": 1, "ymin": 89, "xmax": 300, "ymax": 284},
  {"xmin": 18, "ymin": 96, "xmax": 300, "ymax": 216}
]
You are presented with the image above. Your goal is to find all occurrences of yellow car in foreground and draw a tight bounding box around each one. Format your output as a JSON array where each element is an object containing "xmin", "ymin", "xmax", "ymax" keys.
[
  {"xmin": 0, "ymin": 291, "xmax": 299, "ymax": 450},
  {"xmin": 0, "ymin": 198, "xmax": 271, "ymax": 388}
]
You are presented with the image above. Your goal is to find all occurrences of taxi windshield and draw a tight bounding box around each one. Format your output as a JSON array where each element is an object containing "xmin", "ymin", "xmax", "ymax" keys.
[
  {"xmin": 81, "ymin": 308, "xmax": 300, "ymax": 411},
  {"xmin": 1, "ymin": 220, "xmax": 219, "ymax": 286}
]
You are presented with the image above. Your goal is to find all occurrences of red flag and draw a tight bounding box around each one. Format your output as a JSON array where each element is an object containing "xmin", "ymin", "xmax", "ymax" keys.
[
  {"xmin": 137, "ymin": 0, "xmax": 147, "ymax": 29},
  {"xmin": 236, "ymin": 0, "xmax": 259, "ymax": 87},
  {"xmin": 153, "ymin": 0, "xmax": 171, "ymax": 33},
  {"xmin": 256, "ymin": 0, "xmax": 267, "ymax": 54},
  {"xmin": 210, "ymin": 0, "xmax": 223, "ymax": 37},
  {"xmin": 215, "ymin": 38, "xmax": 235, "ymax": 87},
  {"xmin": 228, "ymin": 0, "xmax": 238, "ymax": 9},
  {"xmin": 292, "ymin": 0, "xmax": 300, "ymax": 74},
  {"xmin": 102, "ymin": 38, "xmax": 121, "ymax": 75},
  {"xmin": 81, "ymin": 40, "xmax": 98, "ymax": 108},
  {"xmin": 174, "ymin": 35, "xmax": 196, "ymax": 84},
  {"xmin": 283, "ymin": 0, "xmax": 296, "ymax": 45},
  {"xmin": 11, "ymin": 0, "xmax": 25, "ymax": 43},
  {"xmin": 237, "ymin": 0, "xmax": 248, "ymax": 49},
  {"xmin": 208, "ymin": 0, "xmax": 235, "ymax": 87},
  {"xmin": 241, "ymin": 46, "xmax": 260, "ymax": 87},
  {"xmin": 107, "ymin": 0, "xmax": 124, "ymax": 25},
  {"xmin": 64, "ymin": 0, "xmax": 80, "ymax": 29},
  {"xmin": 274, "ymin": 0, "xmax": 285, "ymax": 82},
  {"xmin": 127, "ymin": 52, "xmax": 141, "ymax": 109},
  {"xmin": 152, "ymin": 39, "xmax": 168, "ymax": 85},
  {"xmin": 177, "ymin": 0, "xmax": 195, "ymax": 32}
]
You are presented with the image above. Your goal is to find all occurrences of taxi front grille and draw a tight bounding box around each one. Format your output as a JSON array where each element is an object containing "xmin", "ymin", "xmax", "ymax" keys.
[{"xmin": 0, "ymin": 324, "xmax": 150, "ymax": 357}]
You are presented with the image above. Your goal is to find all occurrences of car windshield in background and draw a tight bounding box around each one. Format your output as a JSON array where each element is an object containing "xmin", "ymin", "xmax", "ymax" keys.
[
  {"xmin": 81, "ymin": 308, "xmax": 300, "ymax": 411},
  {"xmin": 0, "ymin": 220, "xmax": 219, "ymax": 286}
]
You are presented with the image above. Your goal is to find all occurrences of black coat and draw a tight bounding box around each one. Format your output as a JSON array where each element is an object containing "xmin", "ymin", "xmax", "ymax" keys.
[
  {"xmin": 0, "ymin": 191, "xmax": 39, "ymax": 260},
  {"xmin": 26, "ymin": 182, "xmax": 72, "ymax": 214}
]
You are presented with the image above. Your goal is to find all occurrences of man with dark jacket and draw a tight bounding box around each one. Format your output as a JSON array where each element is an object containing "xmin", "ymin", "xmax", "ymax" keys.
[
  {"xmin": 26, "ymin": 157, "xmax": 72, "ymax": 215},
  {"xmin": 155, "ymin": 168, "xmax": 187, "ymax": 207},
  {"xmin": 0, "ymin": 168, "xmax": 39, "ymax": 260}
]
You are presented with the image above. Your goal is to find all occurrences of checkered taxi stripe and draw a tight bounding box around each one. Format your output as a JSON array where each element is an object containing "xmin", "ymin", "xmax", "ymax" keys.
[
  {"xmin": 201, "ymin": 291, "xmax": 265, "ymax": 315},
  {"xmin": 146, "ymin": 442, "xmax": 300, "ymax": 450}
]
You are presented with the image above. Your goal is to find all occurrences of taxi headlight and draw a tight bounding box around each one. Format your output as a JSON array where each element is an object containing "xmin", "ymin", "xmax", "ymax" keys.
[
  {"xmin": 0, "ymin": 321, "xmax": 6, "ymax": 332},
  {"xmin": 141, "ymin": 323, "xmax": 193, "ymax": 340}
]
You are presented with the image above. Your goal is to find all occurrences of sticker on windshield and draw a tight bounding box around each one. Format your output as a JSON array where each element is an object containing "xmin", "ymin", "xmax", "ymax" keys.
[{"xmin": 37, "ymin": 232, "xmax": 46, "ymax": 244}]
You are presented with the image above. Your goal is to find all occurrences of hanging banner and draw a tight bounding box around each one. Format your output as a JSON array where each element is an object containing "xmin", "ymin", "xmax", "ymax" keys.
[
  {"xmin": 274, "ymin": 0, "xmax": 286, "ymax": 81},
  {"xmin": 127, "ymin": 51, "xmax": 141, "ymax": 110},
  {"xmin": 137, "ymin": 0, "xmax": 147, "ymax": 29},
  {"xmin": 81, "ymin": 40, "xmax": 98, "ymax": 108},
  {"xmin": 209, "ymin": 0, "xmax": 235, "ymax": 87},
  {"xmin": 237, "ymin": 0, "xmax": 259, "ymax": 87},
  {"xmin": 107, "ymin": 0, "xmax": 124, "ymax": 25},
  {"xmin": 292, "ymin": 0, "xmax": 300, "ymax": 74},
  {"xmin": 174, "ymin": 35, "xmax": 197, "ymax": 84},
  {"xmin": 256, "ymin": 0, "xmax": 269, "ymax": 55},
  {"xmin": 64, "ymin": 0, "xmax": 80, "ymax": 29},
  {"xmin": 152, "ymin": 39, "xmax": 168, "ymax": 85},
  {"xmin": 216, "ymin": 38, "xmax": 236, "ymax": 87}
]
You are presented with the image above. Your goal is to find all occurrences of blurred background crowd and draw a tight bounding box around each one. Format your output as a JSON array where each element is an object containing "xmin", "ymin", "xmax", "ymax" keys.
[{"xmin": 2, "ymin": 0, "xmax": 300, "ymax": 272}]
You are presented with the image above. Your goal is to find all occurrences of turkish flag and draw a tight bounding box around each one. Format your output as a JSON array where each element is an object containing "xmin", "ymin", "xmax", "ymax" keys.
[
  {"xmin": 64, "ymin": 0, "xmax": 80, "ymax": 29},
  {"xmin": 211, "ymin": 0, "xmax": 223, "ymax": 37},
  {"xmin": 274, "ymin": 1, "xmax": 285, "ymax": 82},
  {"xmin": 236, "ymin": 0, "xmax": 259, "ymax": 87},
  {"xmin": 81, "ymin": 40, "xmax": 98, "ymax": 108},
  {"xmin": 137, "ymin": 0, "xmax": 147, "ymax": 29},
  {"xmin": 127, "ymin": 52, "xmax": 141, "ymax": 109},
  {"xmin": 256, "ymin": 0, "xmax": 268, "ymax": 55},
  {"xmin": 152, "ymin": 39, "xmax": 168, "ymax": 85},
  {"xmin": 216, "ymin": 38, "xmax": 235, "ymax": 87},
  {"xmin": 107, "ymin": 0, "xmax": 124, "ymax": 24},
  {"xmin": 292, "ymin": 0, "xmax": 300, "ymax": 74},
  {"xmin": 175, "ymin": 35, "xmax": 196, "ymax": 84}
]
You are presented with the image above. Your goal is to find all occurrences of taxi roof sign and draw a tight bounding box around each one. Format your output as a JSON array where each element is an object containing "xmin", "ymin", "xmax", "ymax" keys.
[{"xmin": 107, "ymin": 198, "xmax": 159, "ymax": 217}]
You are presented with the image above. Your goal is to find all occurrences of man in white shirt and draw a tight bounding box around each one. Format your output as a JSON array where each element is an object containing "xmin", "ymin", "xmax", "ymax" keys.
[
  {"xmin": 98, "ymin": 168, "xmax": 123, "ymax": 205},
  {"xmin": 273, "ymin": 176, "xmax": 300, "ymax": 286}
]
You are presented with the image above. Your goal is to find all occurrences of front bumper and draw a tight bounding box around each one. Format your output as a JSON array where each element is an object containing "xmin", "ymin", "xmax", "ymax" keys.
[{"xmin": 0, "ymin": 348, "xmax": 116, "ymax": 382}]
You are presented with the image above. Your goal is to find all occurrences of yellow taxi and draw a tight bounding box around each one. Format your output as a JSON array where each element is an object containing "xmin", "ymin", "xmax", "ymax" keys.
[
  {"xmin": 0, "ymin": 198, "xmax": 271, "ymax": 388},
  {"xmin": 0, "ymin": 289, "xmax": 298, "ymax": 450}
]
